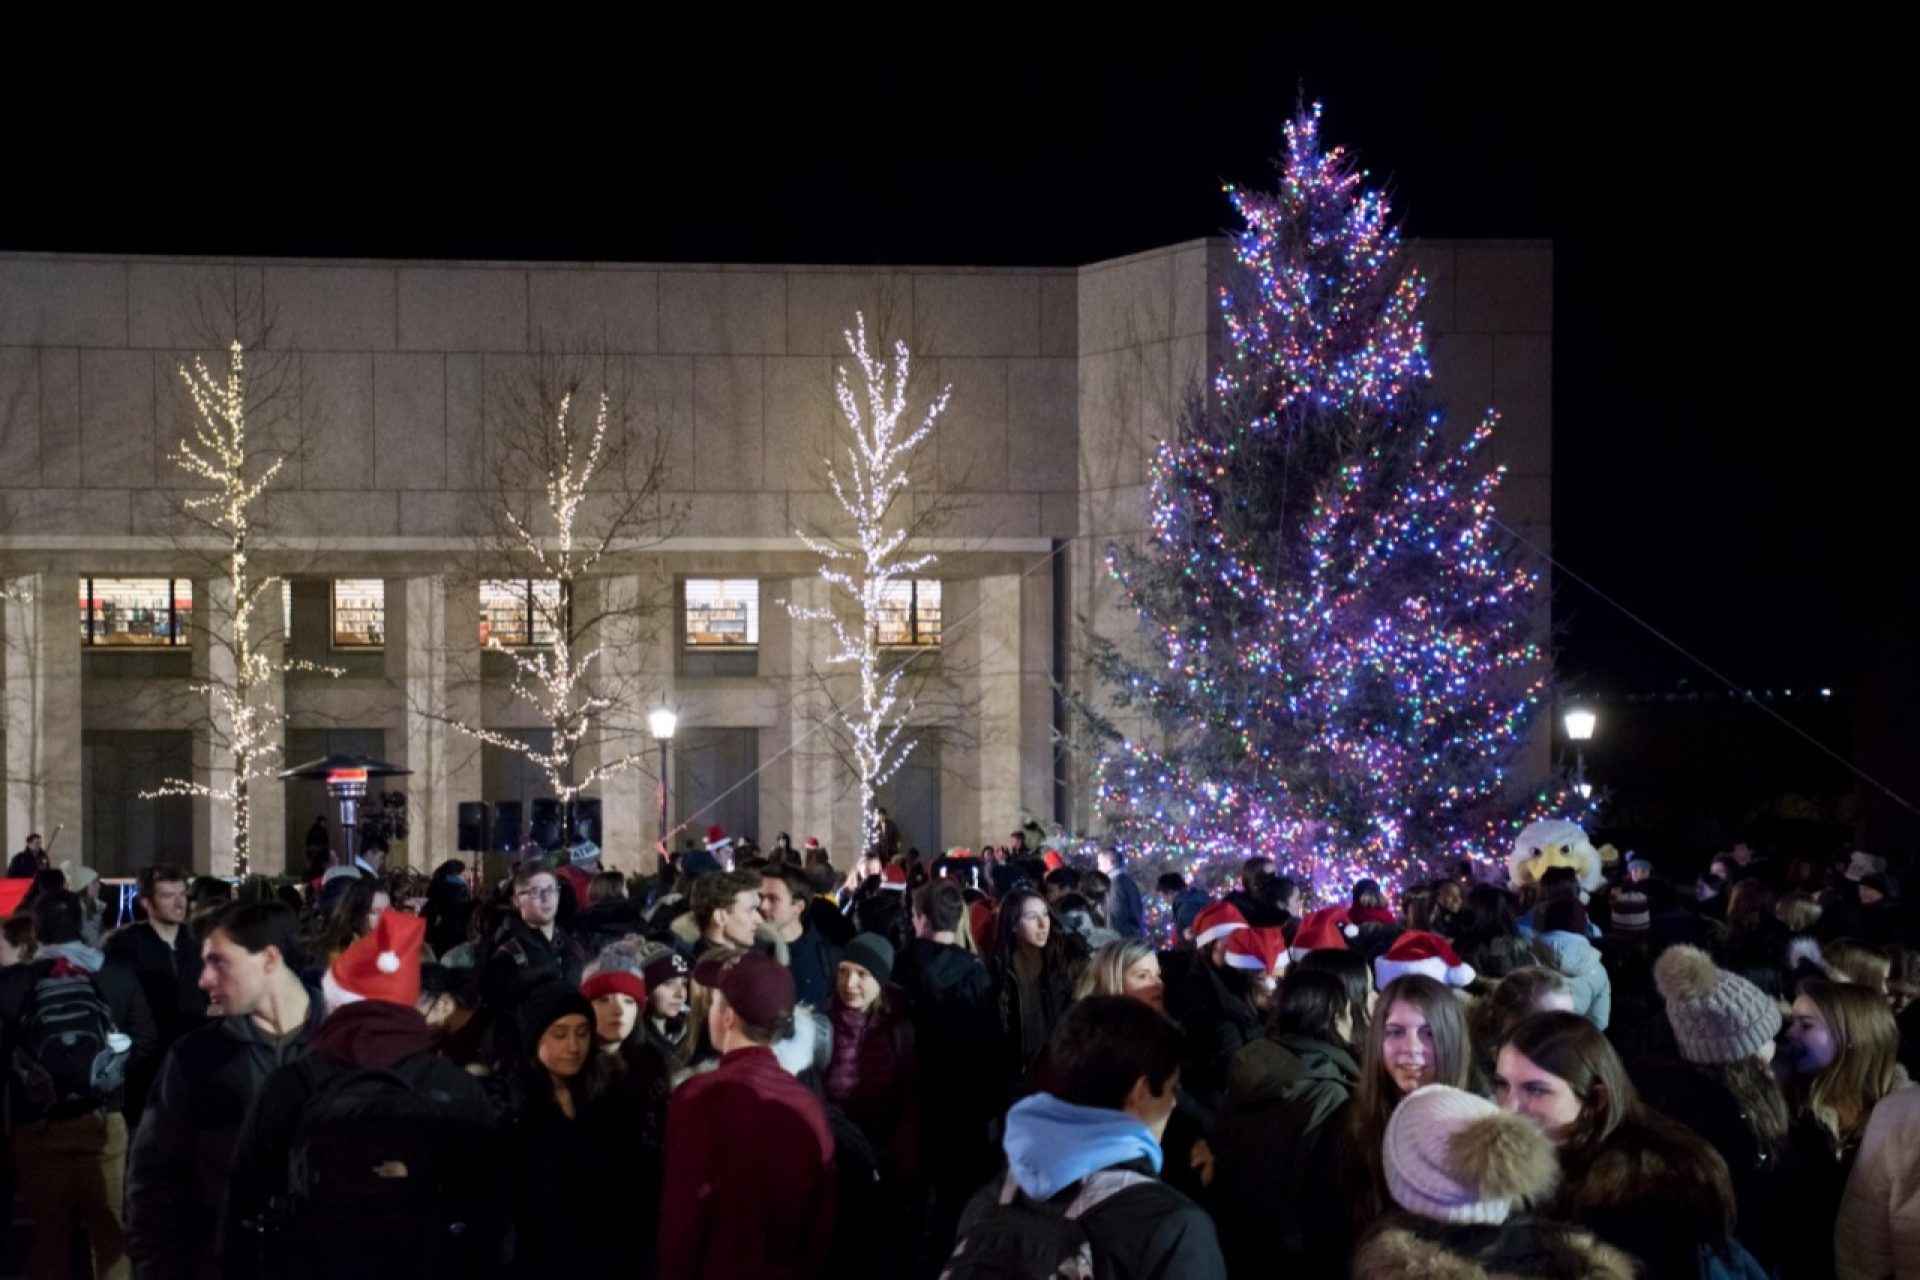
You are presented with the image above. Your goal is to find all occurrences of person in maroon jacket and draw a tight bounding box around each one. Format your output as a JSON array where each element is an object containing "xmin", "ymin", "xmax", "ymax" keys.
[{"xmin": 659, "ymin": 949, "xmax": 836, "ymax": 1279}]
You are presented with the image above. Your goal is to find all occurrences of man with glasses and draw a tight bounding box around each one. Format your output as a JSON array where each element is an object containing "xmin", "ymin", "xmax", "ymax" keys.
[{"xmin": 482, "ymin": 864, "xmax": 588, "ymax": 1030}]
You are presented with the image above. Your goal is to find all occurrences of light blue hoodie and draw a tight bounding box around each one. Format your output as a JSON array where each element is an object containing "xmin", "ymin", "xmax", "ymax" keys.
[{"xmin": 1002, "ymin": 1091, "xmax": 1163, "ymax": 1201}]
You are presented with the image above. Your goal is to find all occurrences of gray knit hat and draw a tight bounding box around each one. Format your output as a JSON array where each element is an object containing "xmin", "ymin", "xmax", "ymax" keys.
[
  {"xmin": 1383, "ymin": 1085, "xmax": 1559, "ymax": 1225},
  {"xmin": 842, "ymin": 933, "xmax": 895, "ymax": 988},
  {"xmin": 1653, "ymin": 944, "xmax": 1780, "ymax": 1064}
]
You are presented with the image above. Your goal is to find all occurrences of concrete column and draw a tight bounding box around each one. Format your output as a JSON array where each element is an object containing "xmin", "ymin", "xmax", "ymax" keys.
[
  {"xmin": 4, "ymin": 574, "xmax": 84, "ymax": 865},
  {"xmin": 956, "ymin": 569, "xmax": 1054, "ymax": 846},
  {"xmin": 574, "ymin": 571, "xmax": 671, "ymax": 873},
  {"xmin": 770, "ymin": 576, "xmax": 857, "ymax": 856},
  {"xmin": 388, "ymin": 576, "xmax": 483, "ymax": 872}
]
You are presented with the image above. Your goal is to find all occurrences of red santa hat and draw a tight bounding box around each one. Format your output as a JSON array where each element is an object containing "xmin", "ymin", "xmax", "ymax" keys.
[
  {"xmin": 322, "ymin": 910, "xmax": 425, "ymax": 1009},
  {"xmin": 1374, "ymin": 930, "xmax": 1476, "ymax": 990},
  {"xmin": 705, "ymin": 824, "xmax": 734, "ymax": 857},
  {"xmin": 804, "ymin": 836, "xmax": 822, "ymax": 851},
  {"xmin": 1224, "ymin": 925, "xmax": 1290, "ymax": 976},
  {"xmin": 1042, "ymin": 850, "xmax": 1065, "ymax": 872},
  {"xmin": 1190, "ymin": 901, "xmax": 1249, "ymax": 948},
  {"xmin": 1289, "ymin": 906, "xmax": 1359, "ymax": 958},
  {"xmin": 880, "ymin": 863, "xmax": 908, "ymax": 888}
]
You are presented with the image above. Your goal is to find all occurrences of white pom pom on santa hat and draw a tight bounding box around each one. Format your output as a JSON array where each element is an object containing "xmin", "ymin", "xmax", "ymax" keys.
[
  {"xmin": 1374, "ymin": 930, "xmax": 1476, "ymax": 990},
  {"xmin": 377, "ymin": 950, "xmax": 401, "ymax": 974}
]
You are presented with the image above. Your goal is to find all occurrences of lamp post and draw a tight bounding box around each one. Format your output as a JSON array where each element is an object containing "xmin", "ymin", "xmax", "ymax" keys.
[
  {"xmin": 648, "ymin": 708, "xmax": 678, "ymax": 852},
  {"xmin": 1563, "ymin": 707, "xmax": 1597, "ymax": 801}
]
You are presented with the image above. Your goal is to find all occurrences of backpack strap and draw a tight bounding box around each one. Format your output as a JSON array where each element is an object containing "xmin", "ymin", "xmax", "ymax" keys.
[{"xmin": 1063, "ymin": 1169, "xmax": 1153, "ymax": 1220}]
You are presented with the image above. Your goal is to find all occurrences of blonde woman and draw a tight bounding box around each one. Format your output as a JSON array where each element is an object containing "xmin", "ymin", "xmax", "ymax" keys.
[{"xmin": 1074, "ymin": 938, "xmax": 1164, "ymax": 1013}]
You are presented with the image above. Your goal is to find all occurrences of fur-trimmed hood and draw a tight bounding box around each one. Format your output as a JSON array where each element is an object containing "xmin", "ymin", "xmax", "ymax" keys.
[{"xmin": 1353, "ymin": 1215, "xmax": 1637, "ymax": 1280}]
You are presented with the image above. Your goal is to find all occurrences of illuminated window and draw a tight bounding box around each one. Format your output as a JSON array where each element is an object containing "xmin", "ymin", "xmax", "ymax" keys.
[
  {"xmin": 80, "ymin": 578, "xmax": 193, "ymax": 647},
  {"xmin": 481, "ymin": 579, "xmax": 563, "ymax": 648},
  {"xmin": 875, "ymin": 579, "xmax": 941, "ymax": 647},
  {"xmin": 332, "ymin": 580, "xmax": 385, "ymax": 648},
  {"xmin": 685, "ymin": 579, "xmax": 759, "ymax": 647}
]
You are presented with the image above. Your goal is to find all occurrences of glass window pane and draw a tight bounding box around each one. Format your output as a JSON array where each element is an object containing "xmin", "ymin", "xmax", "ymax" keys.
[
  {"xmin": 913, "ymin": 579, "xmax": 941, "ymax": 646},
  {"xmin": 83, "ymin": 578, "xmax": 190, "ymax": 647},
  {"xmin": 874, "ymin": 579, "xmax": 914, "ymax": 647},
  {"xmin": 685, "ymin": 579, "xmax": 759, "ymax": 646},
  {"xmin": 529, "ymin": 579, "xmax": 563, "ymax": 647},
  {"xmin": 480, "ymin": 579, "xmax": 562, "ymax": 648},
  {"xmin": 332, "ymin": 580, "xmax": 385, "ymax": 648}
]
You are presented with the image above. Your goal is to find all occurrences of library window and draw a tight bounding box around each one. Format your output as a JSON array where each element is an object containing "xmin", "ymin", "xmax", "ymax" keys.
[
  {"xmin": 332, "ymin": 580, "xmax": 385, "ymax": 648},
  {"xmin": 481, "ymin": 579, "xmax": 563, "ymax": 648},
  {"xmin": 80, "ymin": 578, "xmax": 193, "ymax": 647},
  {"xmin": 876, "ymin": 579, "xmax": 941, "ymax": 647},
  {"xmin": 685, "ymin": 579, "xmax": 760, "ymax": 647}
]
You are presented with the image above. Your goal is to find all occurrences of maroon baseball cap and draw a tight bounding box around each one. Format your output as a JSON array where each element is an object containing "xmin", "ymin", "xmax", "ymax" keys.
[{"xmin": 692, "ymin": 949, "xmax": 796, "ymax": 1026}]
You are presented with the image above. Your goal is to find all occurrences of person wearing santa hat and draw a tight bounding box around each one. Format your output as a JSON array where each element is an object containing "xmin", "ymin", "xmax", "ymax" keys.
[
  {"xmin": 1289, "ymin": 905, "xmax": 1360, "ymax": 960},
  {"xmin": 220, "ymin": 910, "xmax": 502, "ymax": 1280},
  {"xmin": 1167, "ymin": 901, "xmax": 1263, "ymax": 1111},
  {"xmin": 1223, "ymin": 925, "xmax": 1290, "ymax": 1013},
  {"xmin": 1372, "ymin": 931, "xmax": 1478, "ymax": 993}
]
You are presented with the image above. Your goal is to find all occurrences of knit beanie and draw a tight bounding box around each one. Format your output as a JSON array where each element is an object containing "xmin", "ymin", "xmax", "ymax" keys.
[
  {"xmin": 517, "ymin": 979, "xmax": 595, "ymax": 1051},
  {"xmin": 1383, "ymin": 1085, "xmax": 1559, "ymax": 1225},
  {"xmin": 581, "ymin": 946, "xmax": 648, "ymax": 1005},
  {"xmin": 842, "ymin": 933, "xmax": 895, "ymax": 987},
  {"xmin": 1608, "ymin": 889, "xmax": 1650, "ymax": 933},
  {"xmin": 1652, "ymin": 945, "xmax": 1780, "ymax": 1064}
]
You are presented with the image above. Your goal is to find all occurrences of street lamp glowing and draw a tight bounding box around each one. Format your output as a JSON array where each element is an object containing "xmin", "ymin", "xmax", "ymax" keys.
[
  {"xmin": 1563, "ymin": 708, "xmax": 1597, "ymax": 742},
  {"xmin": 648, "ymin": 708, "xmax": 679, "ymax": 742}
]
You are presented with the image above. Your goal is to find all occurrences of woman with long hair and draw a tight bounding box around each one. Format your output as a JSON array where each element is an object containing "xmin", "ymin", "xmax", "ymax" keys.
[
  {"xmin": 422, "ymin": 859, "xmax": 471, "ymax": 958},
  {"xmin": 1215, "ymin": 968, "xmax": 1365, "ymax": 1279},
  {"xmin": 1072, "ymin": 937, "xmax": 1163, "ymax": 1013},
  {"xmin": 1452, "ymin": 883, "xmax": 1541, "ymax": 982},
  {"xmin": 1307, "ymin": 974, "xmax": 1474, "ymax": 1272},
  {"xmin": 1295, "ymin": 947, "xmax": 1376, "ymax": 1044},
  {"xmin": 990, "ymin": 888, "xmax": 1085, "ymax": 1088},
  {"xmin": 1633, "ymin": 945, "xmax": 1792, "ymax": 1272},
  {"xmin": 1467, "ymin": 965, "xmax": 1573, "ymax": 1084},
  {"xmin": 1497, "ymin": 1010, "xmax": 1742, "ymax": 1279},
  {"xmin": 1781, "ymin": 978, "xmax": 1906, "ymax": 1279},
  {"xmin": 317, "ymin": 876, "xmax": 389, "ymax": 963}
]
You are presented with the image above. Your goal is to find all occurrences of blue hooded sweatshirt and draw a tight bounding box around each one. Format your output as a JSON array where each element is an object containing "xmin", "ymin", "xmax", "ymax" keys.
[{"xmin": 1001, "ymin": 1091, "xmax": 1164, "ymax": 1201}]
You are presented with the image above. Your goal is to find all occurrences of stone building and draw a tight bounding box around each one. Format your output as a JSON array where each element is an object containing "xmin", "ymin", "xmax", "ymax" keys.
[{"xmin": 0, "ymin": 241, "xmax": 1550, "ymax": 874}]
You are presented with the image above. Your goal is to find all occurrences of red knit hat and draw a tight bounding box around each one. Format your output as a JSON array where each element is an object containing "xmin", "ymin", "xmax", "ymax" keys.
[
  {"xmin": 1289, "ymin": 906, "xmax": 1358, "ymax": 958},
  {"xmin": 1042, "ymin": 850, "xmax": 1065, "ymax": 872},
  {"xmin": 1374, "ymin": 930, "xmax": 1476, "ymax": 990},
  {"xmin": 581, "ymin": 970, "xmax": 647, "ymax": 1005},
  {"xmin": 1190, "ymin": 901, "xmax": 1249, "ymax": 948},
  {"xmin": 1224, "ymin": 925, "xmax": 1289, "ymax": 975},
  {"xmin": 323, "ymin": 910, "xmax": 425, "ymax": 1008}
]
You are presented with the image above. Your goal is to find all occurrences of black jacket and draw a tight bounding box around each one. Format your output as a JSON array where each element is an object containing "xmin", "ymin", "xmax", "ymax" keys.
[
  {"xmin": 480, "ymin": 917, "xmax": 587, "ymax": 1014},
  {"xmin": 103, "ymin": 921, "xmax": 210, "ymax": 1046},
  {"xmin": 1167, "ymin": 961, "xmax": 1261, "ymax": 1111},
  {"xmin": 1212, "ymin": 1031, "xmax": 1360, "ymax": 1279},
  {"xmin": 956, "ymin": 1156, "xmax": 1228, "ymax": 1280},
  {"xmin": 785, "ymin": 921, "xmax": 842, "ymax": 1012},
  {"xmin": 0, "ymin": 947, "xmax": 159, "ymax": 1124},
  {"xmin": 127, "ymin": 994, "xmax": 325, "ymax": 1280},
  {"xmin": 896, "ymin": 938, "xmax": 998, "ymax": 1186}
]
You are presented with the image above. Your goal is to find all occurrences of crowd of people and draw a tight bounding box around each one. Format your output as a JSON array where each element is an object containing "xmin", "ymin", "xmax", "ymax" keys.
[{"xmin": 0, "ymin": 824, "xmax": 1916, "ymax": 1279}]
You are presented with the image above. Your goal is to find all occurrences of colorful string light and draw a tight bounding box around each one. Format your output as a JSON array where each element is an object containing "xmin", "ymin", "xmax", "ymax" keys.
[{"xmin": 1085, "ymin": 104, "xmax": 1562, "ymax": 902}]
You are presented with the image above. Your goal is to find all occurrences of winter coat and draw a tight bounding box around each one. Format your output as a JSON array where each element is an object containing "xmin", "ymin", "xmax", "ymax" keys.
[
  {"xmin": 1835, "ymin": 1084, "xmax": 1920, "ymax": 1280},
  {"xmin": 1167, "ymin": 960, "xmax": 1262, "ymax": 1111},
  {"xmin": 993, "ymin": 945, "xmax": 1080, "ymax": 1088},
  {"xmin": 785, "ymin": 920, "xmax": 842, "ymax": 1012},
  {"xmin": 218, "ymin": 1001, "xmax": 504, "ymax": 1280},
  {"xmin": 1212, "ymin": 1031, "xmax": 1361, "ymax": 1279},
  {"xmin": 1535, "ymin": 928, "xmax": 1612, "ymax": 1029},
  {"xmin": 572, "ymin": 897, "xmax": 643, "ymax": 952},
  {"xmin": 102, "ymin": 920, "xmax": 207, "ymax": 1114},
  {"xmin": 1554, "ymin": 1110, "xmax": 1737, "ymax": 1280},
  {"xmin": 0, "ymin": 940, "xmax": 159, "ymax": 1124},
  {"xmin": 127, "ymin": 994, "xmax": 324, "ymax": 1280},
  {"xmin": 895, "ymin": 936, "xmax": 998, "ymax": 1191},
  {"xmin": 480, "ymin": 917, "xmax": 587, "ymax": 1021},
  {"xmin": 506, "ymin": 1065, "xmax": 654, "ymax": 1278},
  {"xmin": 658, "ymin": 1044, "xmax": 836, "ymax": 1280},
  {"xmin": 954, "ymin": 1092, "xmax": 1227, "ymax": 1280},
  {"xmin": 1352, "ymin": 1214, "xmax": 1637, "ymax": 1280},
  {"xmin": 824, "ymin": 992, "xmax": 918, "ymax": 1177},
  {"xmin": 1108, "ymin": 869, "xmax": 1146, "ymax": 939},
  {"xmin": 1631, "ymin": 1055, "xmax": 1794, "ymax": 1274}
]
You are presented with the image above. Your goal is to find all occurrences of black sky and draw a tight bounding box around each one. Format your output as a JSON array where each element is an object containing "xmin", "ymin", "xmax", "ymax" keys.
[{"xmin": 5, "ymin": 25, "xmax": 1901, "ymax": 697}]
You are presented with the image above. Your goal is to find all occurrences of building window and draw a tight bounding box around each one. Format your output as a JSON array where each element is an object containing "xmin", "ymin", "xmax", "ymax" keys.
[
  {"xmin": 80, "ymin": 578, "xmax": 193, "ymax": 647},
  {"xmin": 685, "ymin": 578, "xmax": 760, "ymax": 648},
  {"xmin": 332, "ymin": 580, "xmax": 385, "ymax": 648},
  {"xmin": 480, "ymin": 579, "xmax": 563, "ymax": 648},
  {"xmin": 876, "ymin": 579, "xmax": 941, "ymax": 647}
]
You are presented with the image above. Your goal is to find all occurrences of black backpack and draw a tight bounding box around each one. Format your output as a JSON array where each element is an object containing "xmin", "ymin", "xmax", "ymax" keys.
[
  {"xmin": 267, "ymin": 1056, "xmax": 486, "ymax": 1280},
  {"xmin": 942, "ymin": 1169, "xmax": 1151, "ymax": 1280},
  {"xmin": 8, "ymin": 958, "xmax": 128, "ymax": 1118}
]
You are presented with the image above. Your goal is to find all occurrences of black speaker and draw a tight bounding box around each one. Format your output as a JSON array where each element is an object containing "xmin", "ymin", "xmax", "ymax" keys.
[
  {"xmin": 571, "ymin": 797, "xmax": 603, "ymax": 845},
  {"xmin": 493, "ymin": 800, "xmax": 524, "ymax": 852},
  {"xmin": 530, "ymin": 797, "xmax": 562, "ymax": 849},
  {"xmin": 457, "ymin": 802, "xmax": 490, "ymax": 853}
]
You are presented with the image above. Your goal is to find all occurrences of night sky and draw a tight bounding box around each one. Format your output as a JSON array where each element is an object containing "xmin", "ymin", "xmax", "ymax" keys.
[{"xmin": 4, "ymin": 26, "xmax": 1900, "ymax": 700}]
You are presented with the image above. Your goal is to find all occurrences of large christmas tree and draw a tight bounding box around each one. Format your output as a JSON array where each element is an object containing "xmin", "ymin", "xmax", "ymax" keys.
[{"xmin": 1081, "ymin": 103, "xmax": 1549, "ymax": 899}]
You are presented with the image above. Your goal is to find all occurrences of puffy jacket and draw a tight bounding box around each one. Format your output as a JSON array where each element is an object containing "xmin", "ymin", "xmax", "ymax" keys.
[
  {"xmin": 824, "ymin": 991, "xmax": 918, "ymax": 1177},
  {"xmin": 127, "ymin": 994, "xmax": 324, "ymax": 1280},
  {"xmin": 1213, "ymin": 1032, "xmax": 1360, "ymax": 1279},
  {"xmin": 1354, "ymin": 1214, "xmax": 1636, "ymax": 1279},
  {"xmin": 1836, "ymin": 1084, "xmax": 1920, "ymax": 1280},
  {"xmin": 1537, "ymin": 928, "xmax": 1612, "ymax": 1029}
]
